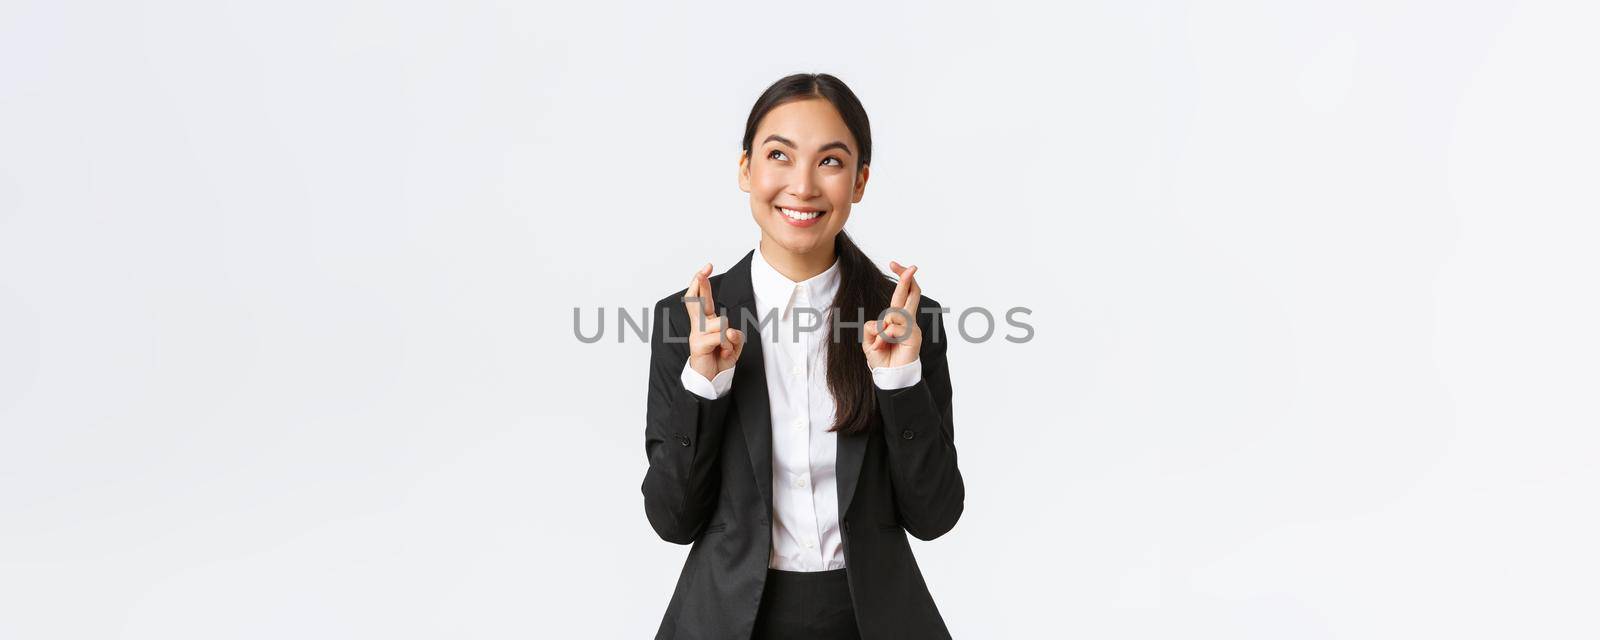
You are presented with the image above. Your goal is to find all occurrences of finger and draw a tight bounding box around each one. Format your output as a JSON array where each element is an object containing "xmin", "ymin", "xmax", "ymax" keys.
[
  {"xmin": 889, "ymin": 260, "xmax": 906, "ymax": 276},
  {"xmin": 698, "ymin": 267, "xmax": 717, "ymax": 319},
  {"xmin": 889, "ymin": 265, "xmax": 916, "ymax": 310},
  {"xmin": 683, "ymin": 263, "xmax": 710, "ymax": 320},
  {"xmin": 903, "ymin": 270, "xmax": 921, "ymax": 317},
  {"xmin": 701, "ymin": 315, "xmax": 725, "ymax": 338},
  {"xmin": 863, "ymin": 320, "xmax": 882, "ymax": 351}
]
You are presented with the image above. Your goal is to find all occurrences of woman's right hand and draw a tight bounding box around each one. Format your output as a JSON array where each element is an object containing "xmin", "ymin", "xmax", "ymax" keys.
[{"xmin": 684, "ymin": 263, "xmax": 744, "ymax": 382}]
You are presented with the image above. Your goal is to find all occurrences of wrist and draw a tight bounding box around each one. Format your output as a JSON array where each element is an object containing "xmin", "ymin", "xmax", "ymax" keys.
[{"xmin": 688, "ymin": 356, "xmax": 722, "ymax": 381}]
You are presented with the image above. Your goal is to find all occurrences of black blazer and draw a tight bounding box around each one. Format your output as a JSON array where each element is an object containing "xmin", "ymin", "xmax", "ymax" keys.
[{"xmin": 642, "ymin": 249, "xmax": 965, "ymax": 640}]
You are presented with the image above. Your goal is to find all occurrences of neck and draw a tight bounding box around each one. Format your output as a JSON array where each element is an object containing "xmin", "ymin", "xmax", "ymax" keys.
[{"xmin": 759, "ymin": 236, "xmax": 837, "ymax": 283}]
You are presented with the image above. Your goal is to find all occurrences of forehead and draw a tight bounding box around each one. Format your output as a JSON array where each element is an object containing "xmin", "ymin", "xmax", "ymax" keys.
[{"xmin": 755, "ymin": 98, "xmax": 856, "ymax": 147}]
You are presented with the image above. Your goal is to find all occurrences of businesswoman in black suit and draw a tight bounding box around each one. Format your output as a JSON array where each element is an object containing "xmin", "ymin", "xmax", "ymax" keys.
[{"xmin": 642, "ymin": 73, "xmax": 964, "ymax": 640}]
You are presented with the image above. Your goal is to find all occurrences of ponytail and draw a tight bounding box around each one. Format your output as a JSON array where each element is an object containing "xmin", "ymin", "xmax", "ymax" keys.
[{"xmin": 826, "ymin": 231, "xmax": 892, "ymax": 435}]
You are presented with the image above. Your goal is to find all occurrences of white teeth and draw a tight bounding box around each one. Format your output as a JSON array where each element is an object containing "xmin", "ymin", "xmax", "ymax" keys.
[{"xmin": 779, "ymin": 207, "xmax": 823, "ymax": 221}]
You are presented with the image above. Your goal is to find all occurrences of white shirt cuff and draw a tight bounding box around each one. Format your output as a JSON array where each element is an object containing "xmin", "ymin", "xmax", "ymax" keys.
[
  {"xmin": 871, "ymin": 357, "xmax": 922, "ymax": 390},
  {"xmin": 681, "ymin": 362, "xmax": 736, "ymax": 400}
]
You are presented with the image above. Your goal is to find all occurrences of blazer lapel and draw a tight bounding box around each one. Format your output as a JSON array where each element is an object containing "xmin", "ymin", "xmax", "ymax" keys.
[
  {"xmin": 836, "ymin": 421, "xmax": 868, "ymax": 522},
  {"xmin": 718, "ymin": 250, "xmax": 774, "ymax": 514}
]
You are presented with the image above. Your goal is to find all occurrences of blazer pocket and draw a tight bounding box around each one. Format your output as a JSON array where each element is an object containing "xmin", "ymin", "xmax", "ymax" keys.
[
  {"xmin": 876, "ymin": 522, "xmax": 901, "ymax": 531},
  {"xmin": 702, "ymin": 522, "xmax": 728, "ymax": 535}
]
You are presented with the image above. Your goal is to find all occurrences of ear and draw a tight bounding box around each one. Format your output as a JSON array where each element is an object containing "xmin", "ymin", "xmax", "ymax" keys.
[
  {"xmin": 851, "ymin": 164, "xmax": 870, "ymax": 203},
  {"xmin": 737, "ymin": 150, "xmax": 752, "ymax": 193}
]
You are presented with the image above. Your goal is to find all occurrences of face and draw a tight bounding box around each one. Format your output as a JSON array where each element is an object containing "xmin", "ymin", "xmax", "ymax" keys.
[{"xmin": 739, "ymin": 97, "xmax": 870, "ymax": 257}]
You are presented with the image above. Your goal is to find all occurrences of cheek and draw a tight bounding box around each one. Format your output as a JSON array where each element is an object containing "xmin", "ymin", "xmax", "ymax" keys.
[
  {"xmin": 748, "ymin": 168, "xmax": 782, "ymax": 197},
  {"xmin": 825, "ymin": 174, "xmax": 856, "ymax": 202}
]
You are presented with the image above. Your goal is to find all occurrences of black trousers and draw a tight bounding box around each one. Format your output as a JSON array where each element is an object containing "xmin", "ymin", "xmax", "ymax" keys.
[{"xmin": 752, "ymin": 568, "xmax": 861, "ymax": 639}]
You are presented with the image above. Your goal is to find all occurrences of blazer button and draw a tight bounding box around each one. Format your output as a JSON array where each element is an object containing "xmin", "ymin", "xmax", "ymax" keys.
[
  {"xmin": 675, "ymin": 433, "xmax": 691, "ymax": 447},
  {"xmin": 901, "ymin": 429, "xmax": 916, "ymax": 440}
]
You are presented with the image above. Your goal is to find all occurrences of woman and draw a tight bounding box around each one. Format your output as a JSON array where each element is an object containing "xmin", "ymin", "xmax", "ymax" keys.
[{"xmin": 642, "ymin": 73, "xmax": 964, "ymax": 640}]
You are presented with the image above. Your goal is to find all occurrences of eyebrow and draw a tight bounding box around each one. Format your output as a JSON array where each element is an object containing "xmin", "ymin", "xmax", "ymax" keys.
[{"xmin": 762, "ymin": 134, "xmax": 853, "ymax": 156}]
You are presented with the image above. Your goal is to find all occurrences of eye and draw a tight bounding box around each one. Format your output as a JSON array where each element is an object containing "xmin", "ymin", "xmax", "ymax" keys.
[
  {"xmin": 821, "ymin": 156, "xmax": 842, "ymax": 167},
  {"xmin": 767, "ymin": 149, "xmax": 789, "ymax": 161}
]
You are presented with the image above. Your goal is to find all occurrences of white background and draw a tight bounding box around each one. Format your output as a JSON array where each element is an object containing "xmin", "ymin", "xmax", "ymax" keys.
[{"xmin": 3, "ymin": 1, "xmax": 1597, "ymax": 638}]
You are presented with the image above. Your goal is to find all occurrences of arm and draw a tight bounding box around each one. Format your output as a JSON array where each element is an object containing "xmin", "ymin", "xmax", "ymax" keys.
[
  {"xmin": 640, "ymin": 296, "xmax": 735, "ymax": 544},
  {"xmin": 876, "ymin": 304, "xmax": 965, "ymax": 540}
]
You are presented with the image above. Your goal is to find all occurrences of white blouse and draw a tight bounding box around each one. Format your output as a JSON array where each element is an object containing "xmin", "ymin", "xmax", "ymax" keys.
[{"xmin": 680, "ymin": 244, "xmax": 921, "ymax": 571}]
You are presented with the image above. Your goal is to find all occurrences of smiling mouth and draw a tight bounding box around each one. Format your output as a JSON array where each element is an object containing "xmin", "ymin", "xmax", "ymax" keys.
[{"xmin": 777, "ymin": 206, "xmax": 827, "ymax": 221}]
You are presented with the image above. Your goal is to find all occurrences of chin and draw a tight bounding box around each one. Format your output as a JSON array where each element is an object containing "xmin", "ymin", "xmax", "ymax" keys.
[
  {"xmin": 776, "ymin": 227, "xmax": 838, "ymax": 251},
  {"xmin": 767, "ymin": 235, "xmax": 812, "ymax": 255}
]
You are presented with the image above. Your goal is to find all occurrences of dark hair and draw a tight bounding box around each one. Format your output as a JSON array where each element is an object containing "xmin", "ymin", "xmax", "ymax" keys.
[{"xmin": 741, "ymin": 73, "xmax": 892, "ymax": 436}]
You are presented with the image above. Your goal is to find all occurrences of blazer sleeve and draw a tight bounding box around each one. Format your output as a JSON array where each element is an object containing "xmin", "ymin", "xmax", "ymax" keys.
[
  {"xmin": 641, "ymin": 293, "xmax": 736, "ymax": 545},
  {"xmin": 875, "ymin": 298, "xmax": 966, "ymax": 541}
]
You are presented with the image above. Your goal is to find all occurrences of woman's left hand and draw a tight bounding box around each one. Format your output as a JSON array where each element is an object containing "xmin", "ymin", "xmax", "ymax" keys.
[{"xmin": 863, "ymin": 261, "xmax": 922, "ymax": 369}]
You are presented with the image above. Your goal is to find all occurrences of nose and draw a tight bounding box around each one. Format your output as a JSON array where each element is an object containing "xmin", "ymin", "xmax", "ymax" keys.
[{"xmin": 786, "ymin": 165, "xmax": 820, "ymax": 201}]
